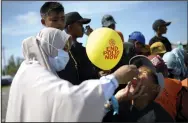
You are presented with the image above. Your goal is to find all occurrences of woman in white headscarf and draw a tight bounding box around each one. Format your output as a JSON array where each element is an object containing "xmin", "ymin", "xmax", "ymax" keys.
[{"xmin": 6, "ymin": 27, "xmax": 139, "ymax": 122}]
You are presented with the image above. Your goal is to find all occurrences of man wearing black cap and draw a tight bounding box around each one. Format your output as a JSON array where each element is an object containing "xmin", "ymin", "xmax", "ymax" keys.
[
  {"xmin": 149, "ymin": 19, "xmax": 172, "ymax": 52},
  {"xmin": 58, "ymin": 12, "xmax": 98, "ymax": 84}
]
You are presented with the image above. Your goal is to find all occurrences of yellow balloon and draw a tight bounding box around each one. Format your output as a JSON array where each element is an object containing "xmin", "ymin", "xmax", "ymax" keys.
[{"xmin": 86, "ymin": 28, "xmax": 123, "ymax": 70}]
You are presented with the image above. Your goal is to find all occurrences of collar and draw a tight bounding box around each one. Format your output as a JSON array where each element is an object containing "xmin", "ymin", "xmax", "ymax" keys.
[{"xmin": 72, "ymin": 40, "xmax": 82, "ymax": 47}]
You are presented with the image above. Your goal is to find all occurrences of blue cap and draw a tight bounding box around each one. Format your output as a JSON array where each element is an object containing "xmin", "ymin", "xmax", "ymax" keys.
[{"xmin": 129, "ymin": 31, "xmax": 145, "ymax": 45}]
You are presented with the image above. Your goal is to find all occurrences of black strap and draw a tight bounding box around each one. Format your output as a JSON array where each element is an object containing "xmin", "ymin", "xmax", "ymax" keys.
[{"xmin": 68, "ymin": 51, "xmax": 80, "ymax": 81}]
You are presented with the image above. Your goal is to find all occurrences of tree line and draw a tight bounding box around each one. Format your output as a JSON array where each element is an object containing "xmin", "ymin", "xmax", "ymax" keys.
[{"xmin": 2, "ymin": 55, "xmax": 24, "ymax": 77}]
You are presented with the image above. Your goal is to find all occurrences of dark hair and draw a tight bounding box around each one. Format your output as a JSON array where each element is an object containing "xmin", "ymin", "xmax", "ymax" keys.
[
  {"xmin": 128, "ymin": 39, "xmax": 136, "ymax": 44},
  {"xmin": 40, "ymin": 2, "xmax": 64, "ymax": 18}
]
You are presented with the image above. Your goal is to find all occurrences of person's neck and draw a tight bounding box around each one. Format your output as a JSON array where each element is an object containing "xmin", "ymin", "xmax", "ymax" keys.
[
  {"xmin": 72, "ymin": 36, "xmax": 77, "ymax": 42},
  {"xmin": 132, "ymin": 99, "xmax": 149, "ymax": 111},
  {"xmin": 156, "ymin": 33, "xmax": 162, "ymax": 37},
  {"xmin": 67, "ymin": 31, "xmax": 77, "ymax": 42}
]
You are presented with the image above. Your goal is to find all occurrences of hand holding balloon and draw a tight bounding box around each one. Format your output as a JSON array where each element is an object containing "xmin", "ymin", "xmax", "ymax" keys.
[{"xmin": 98, "ymin": 70, "xmax": 111, "ymax": 77}]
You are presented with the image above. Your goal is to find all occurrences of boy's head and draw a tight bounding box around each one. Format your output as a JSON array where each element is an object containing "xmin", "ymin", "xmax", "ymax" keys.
[
  {"xmin": 152, "ymin": 19, "xmax": 171, "ymax": 35},
  {"xmin": 40, "ymin": 2, "xmax": 65, "ymax": 30},
  {"xmin": 130, "ymin": 66, "xmax": 160, "ymax": 109},
  {"xmin": 138, "ymin": 66, "xmax": 160, "ymax": 100},
  {"xmin": 64, "ymin": 12, "xmax": 91, "ymax": 38},
  {"xmin": 102, "ymin": 15, "xmax": 116, "ymax": 30},
  {"xmin": 129, "ymin": 55, "xmax": 165, "ymax": 109},
  {"xmin": 150, "ymin": 41, "xmax": 166, "ymax": 57},
  {"xmin": 128, "ymin": 31, "xmax": 146, "ymax": 55}
]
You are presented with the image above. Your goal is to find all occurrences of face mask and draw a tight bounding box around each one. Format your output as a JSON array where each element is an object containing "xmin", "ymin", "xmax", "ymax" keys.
[
  {"xmin": 44, "ymin": 41, "xmax": 70, "ymax": 72},
  {"xmin": 49, "ymin": 49, "xmax": 69, "ymax": 71}
]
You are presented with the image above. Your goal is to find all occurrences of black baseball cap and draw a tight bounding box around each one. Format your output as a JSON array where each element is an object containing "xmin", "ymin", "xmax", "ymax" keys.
[
  {"xmin": 65, "ymin": 12, "xmax": 91, "ymax": 27},
  {"xmin": 152, "ymin": 19, "xmax": 171, "ymax": 31}
]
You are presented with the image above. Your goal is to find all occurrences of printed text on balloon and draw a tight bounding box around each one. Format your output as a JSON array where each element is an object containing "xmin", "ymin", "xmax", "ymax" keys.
[{"xmin": 103, "ymin": 39, "xmax": 120, "ymax": 60}]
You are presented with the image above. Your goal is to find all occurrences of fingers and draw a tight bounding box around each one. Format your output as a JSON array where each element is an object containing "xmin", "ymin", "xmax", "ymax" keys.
[
  {"xmin": 113, "ymin": 65, "xmax": 139, "ymax": 84},
  {"xmin": 133, "ymin": 85, "xmax": 145, "ymax": 99},
  {"xmin": 132, "ymin": 79, "xmax": 142, "ymax": 95},
  {"xmin": 124, "ymin": 83, "xmax": 131, "ymax": 97},
  {"xmin": 128, "ymin": 65, "xmax": 139, "ymax": 79},
  {"xmin": 99, "ymin": 71, "xmax": 110, "ymax": 77},
  {"xmin": 129, "ymin": 65, "xmax": 139, "ymax": 74},
  {"xmin": 127, "ymin": 81, "xmax": 132, "ymax": 87},
  {"xmin": 128, "ymin": 65, "xmax": 137, "ymax": 68}
]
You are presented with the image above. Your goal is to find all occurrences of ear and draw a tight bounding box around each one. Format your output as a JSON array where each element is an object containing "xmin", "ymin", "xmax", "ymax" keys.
[
  {"xmin": 157, "ymin": 26, "xmax": 160, "ymax": 32},
  {"xmin": 67, "ymin": 25, "xmax": 71, "ymax": 31},
  {"xmin": 66, "ymin": 25, "xmax": 73, "ymax": 33},
  {"xmin": 134, "ymin": 41, "xmax": 139, "ymax": 47},
  {"xmin": 41, "ymin": 19, "xmax": 45, "ymax": 26}
]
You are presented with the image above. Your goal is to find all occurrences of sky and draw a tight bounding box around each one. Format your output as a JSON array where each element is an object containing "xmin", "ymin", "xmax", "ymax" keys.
[{"xmin": 2, "ymin": 1, "xmax": 188, "ymax": 67}]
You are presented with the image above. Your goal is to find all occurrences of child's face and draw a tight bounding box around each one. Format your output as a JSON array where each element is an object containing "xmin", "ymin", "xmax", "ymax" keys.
[
  {"xmin": 41, "ymin": 11, "xmax": 65, "ymax": 30},
  {"xmin": 133, "ymin": 66, "xmax": 160, "ymax": 105}
]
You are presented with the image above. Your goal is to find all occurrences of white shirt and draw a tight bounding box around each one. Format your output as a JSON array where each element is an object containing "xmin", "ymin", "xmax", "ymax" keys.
[{"xmin": 6, "ymin": 61, "xmax": 118, "ymax": 122}]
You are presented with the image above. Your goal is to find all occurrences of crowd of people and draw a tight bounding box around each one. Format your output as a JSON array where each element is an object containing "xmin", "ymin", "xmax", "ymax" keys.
[{"xmin": 5, "ymin": 2, "xmax": 188, "ymax": 122}]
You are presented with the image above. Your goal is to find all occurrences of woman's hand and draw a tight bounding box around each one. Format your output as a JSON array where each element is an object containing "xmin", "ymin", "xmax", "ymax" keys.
[
  {"xmin": 98, "ymin": 70, "xmax": 111, "ymax": 77},
  {"xmin": 113, "ymin": 65, "xmax": 139, "ymax": 84},
  {"xmin": 114, "ymin": 79, "xmax": 145, "ymax": 103}
]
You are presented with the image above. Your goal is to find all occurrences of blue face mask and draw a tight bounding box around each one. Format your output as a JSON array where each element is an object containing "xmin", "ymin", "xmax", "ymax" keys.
[
  {"xmin": 49, "ymin": 49, "xmax": 69, "ymax": 72},
  {"xmin": 45, "ymin": 41, "xmax": 70, "ymax": 72}
]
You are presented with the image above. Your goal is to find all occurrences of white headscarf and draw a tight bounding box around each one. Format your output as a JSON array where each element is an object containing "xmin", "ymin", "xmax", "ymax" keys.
[{"xmin": 22, "ymin": 27, "xmax": 70, "ymax": 73}]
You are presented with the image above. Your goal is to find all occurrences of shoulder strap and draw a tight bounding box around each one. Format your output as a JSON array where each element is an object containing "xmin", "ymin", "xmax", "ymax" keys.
[{"xmin": 68, "ymin": 50, "xmax": 80, "ymax": 81}]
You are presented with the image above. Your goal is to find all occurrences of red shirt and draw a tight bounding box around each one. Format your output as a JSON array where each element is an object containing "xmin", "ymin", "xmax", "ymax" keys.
[{"xmin": 116, "ymin": 31, "xmax": 124, "ymax": 42}]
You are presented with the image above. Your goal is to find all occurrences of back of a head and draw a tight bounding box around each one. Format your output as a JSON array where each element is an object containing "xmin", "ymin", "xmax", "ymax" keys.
[
  {"xmin": 22, "ymin": 28, "xmax": 67, "ymax": 60},
  {"xmin": 163, "ymin": 50, "xmax": 186, "ymax": 80},
  {"xmin": 40, "ymin": 2, "xmax": 64, "ymax": 18},
  {"xmin": 163, "ymin": 52, "xmax": 176, "ymax": 70},
  {"xmin": 22, "ymin": 28, "xmax": 70, "ymax": 73},
  {"xmin": 172, "ymin": 47, "xmax": 185, "ymax": 59},
  {"xmin": 128, "ymin": 31, "xmax": 145, "ymax": 45},
  {"xmin": 123, "ymin": 42, "xmax": 136, "ymax": 59},
  {"xmin": 101, "ymin": 14, "xmax": 116, "ymax": 28},
  {"xmin": 150, "ymin": 42, "xmax": 166, "ymax": 56},
  {"xmin": 36, "ymin": 28, "xmax": 70, "ymax": 57}
]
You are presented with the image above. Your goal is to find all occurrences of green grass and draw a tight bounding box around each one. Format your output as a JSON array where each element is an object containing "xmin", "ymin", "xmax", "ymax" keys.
[{"xmin": 1, "ymin": 85, "xmax": 10, "ymax": 89}]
